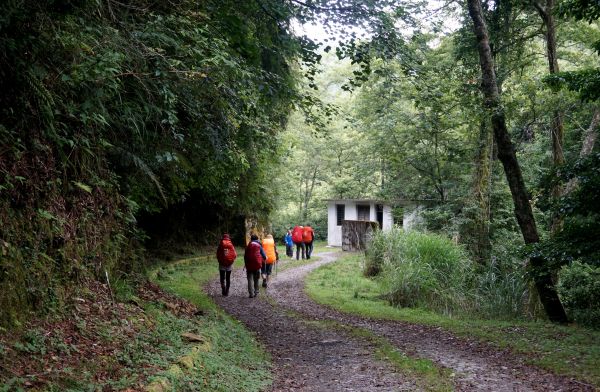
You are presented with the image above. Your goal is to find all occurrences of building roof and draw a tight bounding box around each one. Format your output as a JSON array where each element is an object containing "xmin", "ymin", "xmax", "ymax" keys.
[
  {"xmin": 324, "ymin": 198, "xmax": 387, "ymax": 203},
  {"xmin": 324, "ymin": 198, "xmax": 436, "ymax": 206}
]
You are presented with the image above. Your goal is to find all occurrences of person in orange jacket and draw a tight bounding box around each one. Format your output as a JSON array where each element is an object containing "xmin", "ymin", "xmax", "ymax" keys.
[
  {"xmin": 303, "ymin": 224, "xmax": 315, "ymax": 259},
  {"xmin": 216, "ymin": 233, "xmax": 237, "ymax": 296},
  {"xmin": 261, "ymin": 234, "xmax": 278, "ymax": 288}
]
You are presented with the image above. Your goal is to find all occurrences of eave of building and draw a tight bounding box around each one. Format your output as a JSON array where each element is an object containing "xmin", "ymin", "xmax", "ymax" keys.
[{"xmin": 324, "ymin": 198, "xmax": 437, "ymax": 206}]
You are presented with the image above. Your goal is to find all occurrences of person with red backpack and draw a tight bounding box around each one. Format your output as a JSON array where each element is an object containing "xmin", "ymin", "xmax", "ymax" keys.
[
  {"xmin": 303, "ymin": 224, "xmax": 315, "ymax": 259},
  {"xmin": 291, "ymin": 225, "xmax": 305, "ymax": 260},
  {"xmin": 216, "ymin": 233, "xmax": 237, "ymax": 296},
  {"xmin": 244, "ymin": 234, "xmax": 267, "ymax": 298}
]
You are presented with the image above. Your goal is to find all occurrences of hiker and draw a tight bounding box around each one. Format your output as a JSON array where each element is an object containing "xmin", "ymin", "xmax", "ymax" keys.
[
  {"xmin": 284, "ymin": 229, "xmax": 294, "ymax": 258},
  {"xmin": 216, "ymin": 233, "xmax": 237, "ymax": 296},
  {"xmin": 261, "ymin": 234, "xmax": 278, "ymax": 288},
  {"xmin": 303, "ymin": 224, "xmax": 315, "ymax": 259},
  {"xmin": 244, "ymin": 234, "xmax": 266, "ymax": 298},
  {"xmin": 291, "ymin": 225, "xmax": 305, "ymax": 260}
]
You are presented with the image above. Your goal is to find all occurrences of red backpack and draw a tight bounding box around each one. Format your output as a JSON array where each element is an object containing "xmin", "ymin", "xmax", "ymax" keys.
[
  {"xmin": 217, "ymin": 239, "xmax": 237, "ymax": 266},
  {"xmin": 244, "ymin": 241, "xmax": 263, "ymax": 271},
  {"xmin": 302, "ymin": 226, "xmax": 314, "ymax": 243},
  {"xmin": 292, "ymin": 226, "xmax": 303, "ymax": 243}
]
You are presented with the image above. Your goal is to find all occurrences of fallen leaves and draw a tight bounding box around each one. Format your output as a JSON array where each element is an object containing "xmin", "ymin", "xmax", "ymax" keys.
[{"xmin": 0, "ymin": 279, "xmax": 205, "ymax": 390}]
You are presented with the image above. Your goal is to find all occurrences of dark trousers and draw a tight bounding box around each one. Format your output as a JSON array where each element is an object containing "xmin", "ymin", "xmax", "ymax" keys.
[
  {"xmin": 305, "ymin": 241, "xmax": 314, "ymax": 259},
  {"xmin": 246, "ymin": 270, "xmax": 260, "ymax": 296},
  {"xmin": 219, "ymin": 270, "xmax": 231, "ymax": 295},
  {"xmin": 286, "ymin": 244, "xmax": 293, "ymax": 257},
  {"xmin": 295, "ymin": 242, "xmax": 305, "ymax": 260}
]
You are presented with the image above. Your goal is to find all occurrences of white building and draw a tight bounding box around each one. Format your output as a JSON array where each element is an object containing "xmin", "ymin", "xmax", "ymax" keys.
[{"xmin": 326, "ymin": 199, "xmax": 394, "ymax": 247}]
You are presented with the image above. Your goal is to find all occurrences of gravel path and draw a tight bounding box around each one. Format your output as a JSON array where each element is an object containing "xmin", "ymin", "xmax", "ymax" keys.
[{"xmin": 207, "ymin": 251, "xmax": 593, "ymax": 392}]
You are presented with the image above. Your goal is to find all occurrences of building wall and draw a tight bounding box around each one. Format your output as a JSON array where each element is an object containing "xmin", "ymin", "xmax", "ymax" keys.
[
  {"xmin": 327, "ymin": 200, "xmax": 394, "ymax": 246},
  {"xmin": 383, "ymin": 205, "xmax": 394, "ymax": 230},
  {"xmin": 328, "ymin": 201, "xmax": 358, "ymax": 246}
]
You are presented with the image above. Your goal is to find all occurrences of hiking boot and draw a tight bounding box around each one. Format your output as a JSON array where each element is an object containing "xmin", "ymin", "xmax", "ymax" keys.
[
  {"xmin": 249, "ymin": 293, "xmax": 254, "ymax": 298},
  {"xmin": 262, "ymin": 279, "xmax": 267, "ymax": 288}
]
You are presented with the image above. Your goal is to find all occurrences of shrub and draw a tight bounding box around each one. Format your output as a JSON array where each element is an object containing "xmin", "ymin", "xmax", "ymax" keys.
[
  {"xmin": 558, "ymin": 262, "xmax": 600, "ymax": 328},
  {"xmin": 366, "ymin": 227, "xmax": 475, "ymax": 316}
]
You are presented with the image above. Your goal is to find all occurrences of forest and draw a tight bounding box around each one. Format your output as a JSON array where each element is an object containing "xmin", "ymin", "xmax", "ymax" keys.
[{"xmin": 1, "ymin": 0, "xmax": 600, "ymax": 390}]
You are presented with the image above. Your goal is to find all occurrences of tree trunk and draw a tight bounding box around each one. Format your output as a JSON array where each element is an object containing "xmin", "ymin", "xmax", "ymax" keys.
[
  {"xmin": 467, "ymin": 0, "xmax": 568, "ymax": 323},
  {"xmin": 565, "ymin": 107, "xmax": 600, "ymax": 193},
  {"xmin": 579, "ymin": 107, "xmax": 600, "ymax": 157},
  {"xmin": 301, "ymin": 166, "xmax": 318, "ymax": 222},
  {"xmin": 470, "ymin": 118, "xmax": 493, "ymax": 264},
  {"xmin": 534, "ymin": 0, "xmax": 565, "ymax": 230}
]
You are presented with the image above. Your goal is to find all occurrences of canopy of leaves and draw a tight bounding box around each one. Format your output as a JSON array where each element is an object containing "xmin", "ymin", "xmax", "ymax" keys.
[{"xmin": 545, "ymin": 1, "xmax": 600, "ymax": 101}]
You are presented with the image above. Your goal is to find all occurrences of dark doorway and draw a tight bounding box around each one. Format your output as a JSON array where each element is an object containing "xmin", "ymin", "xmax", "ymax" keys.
[
  {"xmin": 336, "ymin": 204, "xmax": 345, "ymax": 226},
  {"xmin": 376, "ymin": 204, "xmax": 384, "ymax": 229}
]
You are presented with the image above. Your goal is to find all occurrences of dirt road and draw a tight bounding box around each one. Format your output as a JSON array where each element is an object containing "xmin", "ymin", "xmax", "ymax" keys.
[{"xmin": 208, "ymin": 251, "xmax": 592, "ymax": 391}]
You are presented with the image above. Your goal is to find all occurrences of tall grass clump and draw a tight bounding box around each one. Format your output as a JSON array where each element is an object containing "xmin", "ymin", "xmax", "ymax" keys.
[
  {"xmin": 365, "ymin": 227, "xmax": 475, "ymax": 316},
  {"xmin": 474, "ymin": 258, "xmax": 529, "ymax": 319}
]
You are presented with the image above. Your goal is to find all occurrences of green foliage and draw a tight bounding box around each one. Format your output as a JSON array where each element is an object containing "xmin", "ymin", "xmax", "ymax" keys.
[
  {"xmin": 366, "ymin": 227, "xmax": 534, "ymax": 319},
  {"xmin": 366, "ymin": 227, "xmax": 475, "ymax": 315},
  {"xmin": 557, "ymin": 0, "xmax": 600, "ymax": 23},
  {"xmin": 546, "ymin": 0, "xmax": 600, "ymax": 101},
  {"xmin": 474, "ymin": 258, "xmax": 529, "ymax": 320},
  {"xmin": 545, "ymin": 68, "xmax": 600, "ymax": 102},
  {"xmin": 558, "ymin": 262, "xmax": 600, "ymax": 328},
  {"xmin": 0, "ymin": 0, "xmax": 302, "ymax": 326},
  {"xmin": 534, "ymin": 153, "xmax": 600, "ymax": 269}
]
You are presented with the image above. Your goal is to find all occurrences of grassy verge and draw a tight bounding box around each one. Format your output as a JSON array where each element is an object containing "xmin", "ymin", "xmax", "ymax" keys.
[
  {"xmin": 306, "ymin": 253, "xmax": 600, "ymax": 387},
  {"xmin": 0, "ymin": 253, "xmax": 271, "ymax": 392},
  {"xmin": 148, "ymin": 255, "xmax": 272, "ymax": 391}
]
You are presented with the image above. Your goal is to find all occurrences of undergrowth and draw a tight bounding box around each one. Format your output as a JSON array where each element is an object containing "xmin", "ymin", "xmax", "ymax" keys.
[
  {"xmin": 365, "ymin": 227, "xmax": 531, "ymax": 319},
  {"xmin": 0, "ymin": 253, "xmax": 271, "ymax": 392}
]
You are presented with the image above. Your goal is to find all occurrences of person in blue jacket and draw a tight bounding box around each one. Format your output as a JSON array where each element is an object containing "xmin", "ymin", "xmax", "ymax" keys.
[{"xmin": 284, "ymin": 229, "xmax": 294, "ymax": 258}]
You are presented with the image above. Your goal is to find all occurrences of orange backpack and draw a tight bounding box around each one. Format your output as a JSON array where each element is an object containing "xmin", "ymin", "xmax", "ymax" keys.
[{"xmin": 262, "ymin": 237, "xmax": 277, "ymax": 264}]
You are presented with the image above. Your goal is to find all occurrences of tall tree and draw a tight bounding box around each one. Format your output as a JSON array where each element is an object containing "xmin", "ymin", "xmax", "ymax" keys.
[
  {"xmin": 470, "ymin": 118, "xmax": 494, "ymax": 263},
  {"xmin": 531, "ymin": 0, "xmax": 566, "ymax": 231},
  {"xmin": 532, "ymin": 0, "xmax": 564, "ymax": 162},
  {"xmin": 466, "ymin": 0, "xmax": 568, "ymax": 322}
]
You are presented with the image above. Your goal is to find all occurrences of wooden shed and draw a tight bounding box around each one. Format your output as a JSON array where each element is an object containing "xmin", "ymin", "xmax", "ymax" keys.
[
  {"xmin": 341, "ymin": 220, "xmax": 379, "ymax": 251},
  {"xmin": 326, "ymin": 199, "xmax": 394, "ymax": 248}
]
